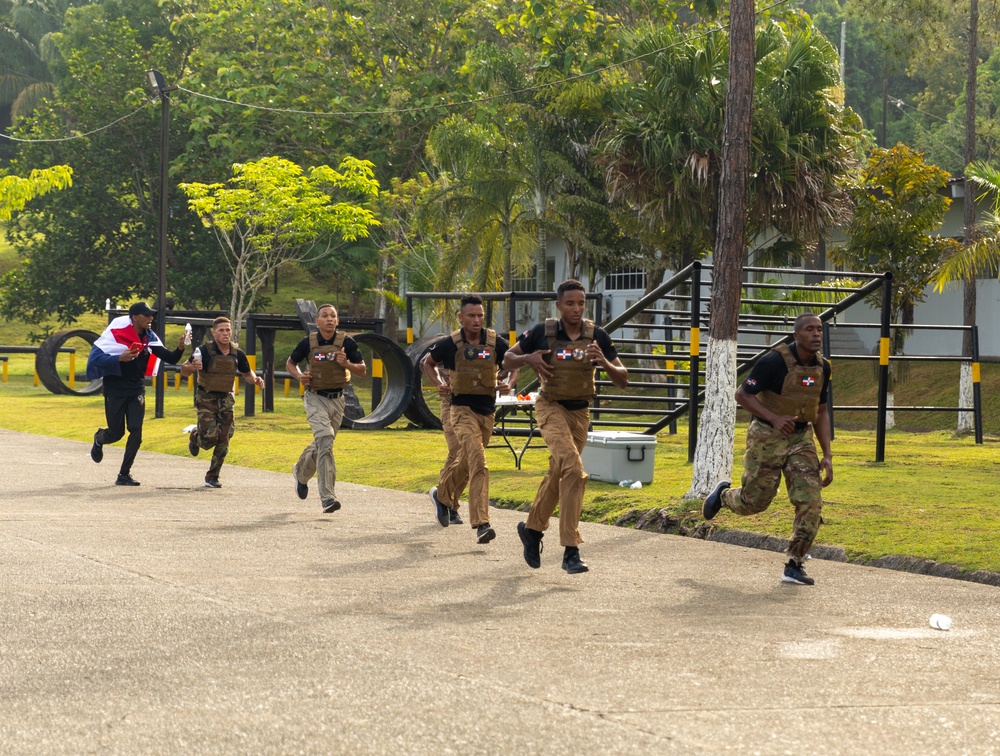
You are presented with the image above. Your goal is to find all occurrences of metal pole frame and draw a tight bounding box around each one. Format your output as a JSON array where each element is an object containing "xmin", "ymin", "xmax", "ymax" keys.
[
  {"xmin": 875, "ymin": 272, "xmax": 893, "ymax": 462},
  {"xmin": 823, "ymin": 320, "xmax": 835, "ymax": 440},
  {"xmin": 154, "ymin": 84, "xmax": 171, "ymax": 419},
  {"xmin": 972, "ymin": 325, "xmax": 983, "ymax": 444},
  {"xmin": 687, "ymin": 262, "xmax": 702, "ymax": 463}
]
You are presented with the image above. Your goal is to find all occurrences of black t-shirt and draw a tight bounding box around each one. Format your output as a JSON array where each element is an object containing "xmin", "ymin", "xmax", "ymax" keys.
[
  {"xmin": 288, "ymin": 331, "xmax": 364, "ymax": 366},
  {"xmin": 742, "ymin": 343, "xmax": 831, "ymax": 428},
  {"xmin": 102, "ymin": 331, "xmax": 184, "ymax": 398},
  {"xmin": 187, "ymin": 342, "xmax": 252, "ymax": 374},
  {"xmin": 429, "ymin": 330, "xmax": 510, "ymax": 416},
  {"xmin": 516, "ymin": 320, "xmax": 618, "ymax": 410}
]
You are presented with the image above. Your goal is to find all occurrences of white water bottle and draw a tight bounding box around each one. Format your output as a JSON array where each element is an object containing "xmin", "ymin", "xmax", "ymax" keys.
[
  {"xmin": 184, "ymin": 323, "xmax": 193, "ymax": 345},
  {"xmin": 193, "ymin": 347, "xmax": 202, "ymax": 365},
  {"xmin": 619, "ymin": 480, "xmax": 633, "ymax": 487}
]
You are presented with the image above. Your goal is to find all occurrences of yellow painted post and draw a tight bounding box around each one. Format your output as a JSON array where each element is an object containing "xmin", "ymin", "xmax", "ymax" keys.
[
  {"xmin": 233, "ymin": 377, "xmax": 239, "ymax": 396},
  {"xmin": 372, "ymin": 358, "xmax": 383, "ymax": 379},
  {"xmin": 68, "ymin": 353, "xmax": 75, "ymax": 389},
  {"xmin": 406, "ymin": 327, "xmax": 414, "ymax": 344},
  {"xmin": 299, "ymin": 381, "xmax": 305, "ymax": 396},
  {"xmin": 2, "ymin": 360, "xmax": 7, "ymax": 382},
  {"xmin": 509, "ymin": 330, "xmax": 517, "ymax": 346},
  {"xmin": 879, "ymin": 337, "xmax": 890, "ymax": 366},
  {"xmin": 174, "ymin": 372, "xmax": 181, "ymax": 390},
  {"xmin": 284, "ymin": 378, "xmax": 291, "ymax": 396},
  {"xmin": 188, "ymin": 374, "xmax": 195, "ymax": 392},
  {"xmin": 33, "ymin": 369, "xmax": 39, "ymax": 386}
]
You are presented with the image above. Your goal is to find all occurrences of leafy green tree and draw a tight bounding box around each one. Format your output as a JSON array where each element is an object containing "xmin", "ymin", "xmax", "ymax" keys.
[
  {"xmin": 0, "ymin": 4, "xmax": 224, "ymax": 325},
  {"xmin": 179, "ymin": 156, "xmax": 380, "ymax": 343},
  {"xmin": 0, "ymin": 163, "xmax": 70, "ymax": 219},
  {"xmin": 425, "ymin": 114, "xmax": 537, "ymax": 292},
  {"xmin": 830, "ymin": 144, "xmax": 959, "ymax": 426},
  {"xmin": 603, "ymin": 16, "xmax": 862, "ymax": 279}
]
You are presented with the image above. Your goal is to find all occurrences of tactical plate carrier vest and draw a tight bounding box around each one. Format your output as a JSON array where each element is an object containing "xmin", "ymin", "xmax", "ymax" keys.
[
  {"xmin": 539, "ymin": 318, "xmax": 596, "ymax": 402},
  {"xmin": 198, "ymin": 342, "xmax": 239, "ymax": 393},
  {"xmin": 307, "ymin": 331, "xmax": 351, "ymax": 391},
  {"xmin": 755, "ymin": 343, "xmax": 826, "ymax": 425},
  {"xmin": 449, "ymin": 329, "xmax": 498, "ymax": 396}
]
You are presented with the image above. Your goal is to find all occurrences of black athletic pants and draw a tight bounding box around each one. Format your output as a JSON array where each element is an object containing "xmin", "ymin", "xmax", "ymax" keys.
[{"xmin": 96, "ymin": 393, "xmax": 146, "ymax": 476}]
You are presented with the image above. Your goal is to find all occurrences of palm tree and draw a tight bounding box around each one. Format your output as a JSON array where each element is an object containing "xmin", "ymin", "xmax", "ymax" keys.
[
  {"xmin": 425, "ymin": 115, "xmax": 537, "ymax": 293},
  {"xmin": 0, "ymin": 0, "xmax": 67, "ymax": 124},
  {"xmin": 602, "ymin": 15, "xmax": 864, "ymax": 496},
  {"xmin": 934, "ymin": 161, "xmax": 1000, "ymax": 287}
]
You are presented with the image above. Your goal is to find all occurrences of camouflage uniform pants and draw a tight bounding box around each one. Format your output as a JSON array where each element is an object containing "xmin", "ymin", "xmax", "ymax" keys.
[
  {"xmin": 192, "ymin": 388, "xmax": 235, "ymax": 480},
  {"xmin": 721, "ymin": 419, "xmax": 823, "ymax": 560}
]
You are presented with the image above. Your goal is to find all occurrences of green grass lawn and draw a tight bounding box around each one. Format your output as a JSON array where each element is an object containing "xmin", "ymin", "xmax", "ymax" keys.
[{"xmin": 1, "ymin": 372, "xmax": 997, "ymax": 574}]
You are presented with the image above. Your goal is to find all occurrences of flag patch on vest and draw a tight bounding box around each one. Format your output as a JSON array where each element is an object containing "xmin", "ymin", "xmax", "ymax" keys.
[
  {"xmin": 313, "ymin": 352, "xmax": 337, "ymax": 361},
  {"xmin": 476, "ymin": 349, "xmax": 491, "ymax": 359},
  {"xmin": 556, "ymin": 349, "xmax": 573, "ymax": 360},
  {"xmin": 801, "ymin": 376, "xmax": 815, "ymax": 386}
]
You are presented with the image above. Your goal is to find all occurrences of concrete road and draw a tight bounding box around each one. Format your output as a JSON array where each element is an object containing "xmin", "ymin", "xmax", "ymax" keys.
[{"xmin": 1, "ymin": 428, "xmax": 998, "ymax": 754}]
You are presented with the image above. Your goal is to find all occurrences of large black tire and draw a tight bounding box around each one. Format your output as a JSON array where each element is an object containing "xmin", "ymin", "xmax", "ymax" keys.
[
  {"xmin": 339, "ymin": 333, "xmax": 414, "ymax": 430},
  {"xmin": 36, "ymin": 329, "xmax": 103, "ymax": 396},
  {"xmin": 403, "ymin": 336, "xmax": 445, "ymax": 430}
]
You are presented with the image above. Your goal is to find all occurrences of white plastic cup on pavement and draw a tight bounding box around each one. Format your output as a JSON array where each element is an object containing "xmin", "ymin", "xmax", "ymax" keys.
[{"xmin": 929, "ymin": 613, "xmax": 952, "ymax": 631}]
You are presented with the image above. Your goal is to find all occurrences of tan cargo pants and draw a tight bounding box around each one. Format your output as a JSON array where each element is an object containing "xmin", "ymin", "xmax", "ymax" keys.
[{"xmin": 525, "ymin": 396, "xmax": 590, "ymax": 547}]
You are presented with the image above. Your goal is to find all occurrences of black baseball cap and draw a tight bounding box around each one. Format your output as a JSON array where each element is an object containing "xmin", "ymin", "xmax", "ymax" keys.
[{"xmin": 128, "ymin": 302, "xmax": 157, "ymax": 317}]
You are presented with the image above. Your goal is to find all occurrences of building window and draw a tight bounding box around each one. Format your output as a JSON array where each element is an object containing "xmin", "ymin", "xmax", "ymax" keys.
[
  {"xmin": 513, "ymin": 265, "xmax": 538, "ymax": 291},
  {"xmin": 606, "ymin": 267, "xmax": 646, "ymax": 291}
]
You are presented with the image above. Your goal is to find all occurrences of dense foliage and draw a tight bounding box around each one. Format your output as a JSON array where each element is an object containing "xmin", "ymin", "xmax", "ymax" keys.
[{"xmin": 0, "ymin": 0, "xmax": 994, "ymax": 325}]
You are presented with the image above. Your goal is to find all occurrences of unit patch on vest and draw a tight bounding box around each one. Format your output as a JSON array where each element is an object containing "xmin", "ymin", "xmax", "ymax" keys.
[
  {"xmin": 464, "ymin": 345, "xmax": 478, "ymax": 360},
  {"xmin": 572, "ymin": 348, "xmax": 586, "ymax": 361},
  {"xmin": 312, "ymin": 352, "xmax": 338, "ymax": 362},
  {"xmin": 801, "ymin": 376, "xmax": 815, "ymax": 386}
]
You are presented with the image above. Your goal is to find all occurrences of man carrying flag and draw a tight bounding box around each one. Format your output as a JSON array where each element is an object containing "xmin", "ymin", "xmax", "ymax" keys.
[{"xmin": 86, "ymin": 302, "xmax": 187, "ymax": 486}]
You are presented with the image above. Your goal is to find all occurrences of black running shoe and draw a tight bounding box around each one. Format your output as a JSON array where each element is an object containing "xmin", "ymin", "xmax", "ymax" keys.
[
  {"xmin": 517, "ymin": 521, "xmax": 543, "ymax": 568},
  {"xmin": 204, "ymin": 478, "xmax": 222, "ymax": 489},
  {"xmin": 189, "ymin": 433, "xmax": 199, "ymax": 457},
  {"xmin": 476, "ymin": 523, "xmax": 496, "ymax": 544},
  {"xmin": 90, "ymin": 432, "xmax": 103, "ymax": 464},
  {"xmin": 115, "ymin": 473, "xmax": 140, "ymax": 486},
  {"xmin": 293, "ymin": 466, "xmax": 308, "ymax": 500},
  {"xmin": 449, "ymin": 508, "xmax": 463, "ymax": 525},
  {"xmin": 702, "ymin": 479, "xmax": 731, "ymax": 520},
  {"xmin": 430, "ymin": 487, "xmax": 449, "ymax": 527},
  {"xmin": 782, "ymin": 559, "xmax": 815, "ymax": 586},
  {"xmin": 322, "ymin": 498, "xmax": 341, "ymax": 513},
  {"xmin": 562, "ymin": 547, "xmax": 589, "ymax": 574}
]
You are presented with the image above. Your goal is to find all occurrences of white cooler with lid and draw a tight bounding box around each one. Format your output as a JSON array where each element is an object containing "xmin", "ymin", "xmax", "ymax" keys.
[{"xmin": 581, "ymin": 431, "xmax": 657, "ymax": 484}]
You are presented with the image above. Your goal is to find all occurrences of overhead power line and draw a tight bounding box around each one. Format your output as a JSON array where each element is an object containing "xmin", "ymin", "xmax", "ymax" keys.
[{"xmin": 0, "ymin": 101, "xmax": 154, "ymax": 142}]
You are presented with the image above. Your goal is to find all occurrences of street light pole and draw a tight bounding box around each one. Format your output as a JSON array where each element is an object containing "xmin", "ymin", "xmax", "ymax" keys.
[{"xmin": 145, "ymin": 69, "xmax": 176, "ymax": 419}]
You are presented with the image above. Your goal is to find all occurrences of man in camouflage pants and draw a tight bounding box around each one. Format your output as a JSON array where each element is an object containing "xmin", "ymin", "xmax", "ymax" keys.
[
  {"xmin": 702, "ymin": 313, "xmax": 833, "ymax": 586},
  {"xmin": 180, "ymin": 317, "xmax": 264, "ymax": 488}
]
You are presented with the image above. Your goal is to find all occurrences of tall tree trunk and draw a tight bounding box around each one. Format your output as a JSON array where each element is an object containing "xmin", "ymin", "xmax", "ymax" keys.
[
  {"xmin": 687, "ymin": 0, "xmax": 754, "ymax": 498},
  {"xmin": 959, "ymin": 0, "xmax": 979, "ymax": 433}
]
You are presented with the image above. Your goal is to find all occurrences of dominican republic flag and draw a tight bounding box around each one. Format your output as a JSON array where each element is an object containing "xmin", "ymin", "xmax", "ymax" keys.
[
  {"xmin": 556, "ymin": 349, "xmax": 573, "ymax": 360},
  {"xmin": 477, "ymin": 349, "xmax": 491, "ymax": 359},
  {"xmin": 86, "ymin": 315, "xmax": 164, "ymax": 380},
  {"xmin": 801, "ymin": 376, "xmax": 815, "ymax": 386}
]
